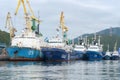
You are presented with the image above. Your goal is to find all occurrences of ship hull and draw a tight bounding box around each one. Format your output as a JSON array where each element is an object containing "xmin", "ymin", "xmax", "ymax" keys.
[
  {"xmin": 41, "ymin": 48, "xmax": 82, "ymax": 61},
  {"xmin": 42, "ymin": 48, "xmax": 69, "ymax": 61},
  {"xmin": 71, "ymin": 51, "xmax": 84, "ymax": 60},
  {"xmin": 103, "ymin": 55, "xmax": 111, "ymax": 60},
  {"xmin": 6, "ymin": 47, "xmax": 43, "ymax": 61},
  {"xmin": 83, "ymin": 51, "xmax": 103, "ymax": 61},
  {"xmin": 111, "ymin": 56, "xmax": 119, "ymax": 60}
]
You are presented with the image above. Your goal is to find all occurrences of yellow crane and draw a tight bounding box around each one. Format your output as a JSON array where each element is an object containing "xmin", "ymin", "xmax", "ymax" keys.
[
  {"xmin": 60, "ymin": 12, "xmax": 68, "ymax": 32},
  {"xmin": 5, "ymin": 12, "xmax": 17, "ymax": 39},
  {"xmin": 14, "ymin": 0, "xmax": 40, "ymax": 32},
  {"xmin": 60, "ymin": 11, "xmax": 68, "ymax": 42}
]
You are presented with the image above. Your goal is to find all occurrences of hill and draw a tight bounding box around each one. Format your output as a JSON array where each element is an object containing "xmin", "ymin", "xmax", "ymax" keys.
[
  {"xmin": 0, "ymin": 30, "xmax": 10, "ymax": 45},
  {"xmin": 74, "ymin": 27, "xmax": 120, "ymax": 52}
]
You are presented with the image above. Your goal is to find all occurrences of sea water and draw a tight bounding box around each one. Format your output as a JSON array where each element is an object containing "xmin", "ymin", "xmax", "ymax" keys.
[{"xmin": 0, "ymin": 60, "xmax": 120, "ymax": 80}]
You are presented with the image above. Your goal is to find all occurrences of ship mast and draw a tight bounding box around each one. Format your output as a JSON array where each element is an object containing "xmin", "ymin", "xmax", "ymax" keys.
[
  {"xmin": 98, "ymin": 35, "xmax": 101, "ymax": 46},
  {"xmin": 107, "ymin": 44, "xmax": 109, "ymax": 52},
  {"xmin": 114, "ymin": 41, "xmax": 117, "ymax": 51}
]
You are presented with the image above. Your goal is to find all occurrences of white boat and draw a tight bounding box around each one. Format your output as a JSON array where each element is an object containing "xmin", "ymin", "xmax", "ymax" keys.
[
  {"xmin": 87, "ymin": 45, "xmax": 103, "ymax": 52},
  {"xmin": 111, "ymin": 41, "xmax": 120, "ymax": 60},
  {"xmin": 87, "ymin": 35, "xmax": 103, "ymax": 52},
  {"xmin": 47, "ymin": 37, "xmax": 65, "ymax": 48},
  {"xmin": 74, "ymin": 44, "xmax": 86, "ymax": 53},
  {"xmin": 103, "ymin": 44, "xmax": 111, "ymax": 60},
  {"xmin": 73, "ymin": 37, "xmax": 87, "ymax": 53}
]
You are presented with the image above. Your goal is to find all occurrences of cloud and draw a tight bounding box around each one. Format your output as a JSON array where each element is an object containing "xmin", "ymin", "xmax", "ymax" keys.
[{"xmin": 1, "ymin": 0, "xmax": 120, "ymax": 39}]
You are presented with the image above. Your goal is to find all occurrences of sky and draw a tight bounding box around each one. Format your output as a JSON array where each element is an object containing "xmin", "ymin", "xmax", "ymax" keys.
[{"xmin": 0, "ymin": 0, "xmax": 120, "ymax": 39}]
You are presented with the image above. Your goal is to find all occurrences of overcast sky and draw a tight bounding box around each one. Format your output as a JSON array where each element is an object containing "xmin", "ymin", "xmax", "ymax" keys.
[{"xmin": 0, "ymin": 0, "xmax": 120, "ymax": 39}]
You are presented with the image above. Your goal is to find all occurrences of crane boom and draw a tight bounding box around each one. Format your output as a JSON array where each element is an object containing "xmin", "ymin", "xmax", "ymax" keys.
[
  {"xmin": 15, "ymin": 0, "xmax": 40, "ymax": 33},
  {"xmin": 15, "ymin": 0, "xmax": 27, "ymax": 15},
  {"xmin": 5, "ymin": 12, "xmax": 17, "ymax": 39},
  {"xmin": 60, "ymin": 12, "xmax": 64, "ymax": 26},
  {"xmin": 26, "ymin": 0, "xmax": 35, "ymax": 17},
  {"xmin": 5, "ymin": 12, "xmax": 11, "ymax": 29},
  {"xmin": 60, "ymin": 12, "xmax": 68, "ymax": 32},
  {"xmin": 15, "ymin": 0, "xmax": 40, "ymax": 22},
  {"xmin": 60, "ymin": 12, "xmax": 68, "ymax": 43}
]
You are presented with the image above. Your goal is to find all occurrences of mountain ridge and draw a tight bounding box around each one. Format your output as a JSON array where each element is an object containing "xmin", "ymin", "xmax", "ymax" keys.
[{"xmin": 74, "ymin": 27, "xmax": 120, "ymax": 51}]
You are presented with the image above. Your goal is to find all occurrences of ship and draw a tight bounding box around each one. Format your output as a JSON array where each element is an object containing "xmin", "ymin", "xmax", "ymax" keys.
[
  {"xmin": 73, "ymin": 36, "xmax": 87, "ymax": 60},
  {"xmin": 6, "ymin": 0, "xmax": 46, "ymax": 61},
  {"xmin": 42, "ymin": 47, "xmax": 85, "ymax": 61},
  {"xmin": 6, "ymin": 32, "xmax": 46, "ymax": 61},
  {"xmin": 42, "ymin": 12, "xmax": 82, "ymax": 61},
  {"xmin": 83, "ymin": 35, "xmax": 103, "ymax": 61},
  {"xmin": 111, "ymin": 41, "xmax": 120, "ymax": 60},
  {"xmin": 41, "ymin": 48, "xmax": 70, "ymax": 61},
  {"xmin": 103, "ymin": 44, "xmax": 111, "ymax": 60}
]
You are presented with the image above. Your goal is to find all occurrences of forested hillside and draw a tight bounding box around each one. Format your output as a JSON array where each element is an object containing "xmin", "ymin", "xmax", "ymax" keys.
[
  {"xmin": 74, "ymin": 27, "xmax": 120, "ymax": 52},
  {"xmin": 0, "ymin": 30, "xmax": 10, "ymax": 45}
]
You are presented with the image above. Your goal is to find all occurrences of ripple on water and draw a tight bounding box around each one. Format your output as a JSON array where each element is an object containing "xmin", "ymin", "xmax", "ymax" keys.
[{"xmin": 0, "ymin": 61, "xmax": 120, "ymax": 80}]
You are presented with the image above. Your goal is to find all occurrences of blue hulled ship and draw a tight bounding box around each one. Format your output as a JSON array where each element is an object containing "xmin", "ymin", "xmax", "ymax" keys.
[
  {"xmin": 6, "ymin": 0, "xmax": 47, "ymax": 61},
  {"xmin": 111, "ymin": 51, "xmax": 120, "ymax": 60},
  {"xmin": 42, "ymin": 48, "xmax": 84, "ymax": 61},
  {"xmin": 103, "ymin": 44, "xmax": 111, "ymax": 60},
  {"xmin": 73, "ymin": 36, "xmax": 87, "ymax": 60},
  {"xmin": 42, "ymin": 12, "xmax": 82, "ymax": 61},
  {"xmin": 103, "ymin": 51, "xmax": 111, "ymax": 60},
  {"xmin": 6, "ymin": 29, "xmax": 46, "ymax": 61},
  {"xmin": 83, "ymin": 51, "xmax": 103, "ymax": 61},
  {"xmin": 6, "ymin": 46, "xmax": 43, "ymax": 61},
  {"xmin": 83, "ymin": 35, "xmax": 103, "ymax": 61},
  {"xmin": 42, "ymin": 48, "xmax": 69, "ymax": 61},
  {"xmin": 111, "ymin": 41, "xmax": 120, "ymax": 60}
]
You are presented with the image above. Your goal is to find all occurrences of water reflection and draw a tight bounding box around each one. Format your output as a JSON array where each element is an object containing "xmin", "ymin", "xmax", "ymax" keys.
[{"xmin": 0, "ymin": 60, "xmax": 119, "ymax": 80}]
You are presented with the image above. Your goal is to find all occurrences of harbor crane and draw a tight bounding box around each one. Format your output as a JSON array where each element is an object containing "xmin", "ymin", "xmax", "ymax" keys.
[
  {"xmin": 14, "ymin": 0, "xmax": 40, "ymax": 32},
  {"xmin": 60, "ymin": 12, "xmax": 68, "ymax": 42},
  {"xmin": 5, "ymin": 12, "xmax": 17, "ymax": 39}
]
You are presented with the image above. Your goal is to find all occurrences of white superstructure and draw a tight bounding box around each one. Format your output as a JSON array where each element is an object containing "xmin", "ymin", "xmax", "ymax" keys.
[
  {"xmin": 112, "ymin": 51, "xmax": 119, "ymax": 56},
  {"xmin": 87, "ymin": 45, "xmax": 103, "ymax": 52},
  {"xmin": 112, "ymin": 41, "xmax": 119, "ymax": 56},
  {"xmin": 105, "ymin": 50, "xmax": 111, "ymax": 57},
  {"xmin": 11, "ymin": 32, "xmax": 47, "ymax": 50},
  {"xmin": 74, "ymin": 45, "xmax": 87, "ymax": 52},
  {"xmin": 47, "ymin": 37, "xmax": 65, "ymax": 48}
]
